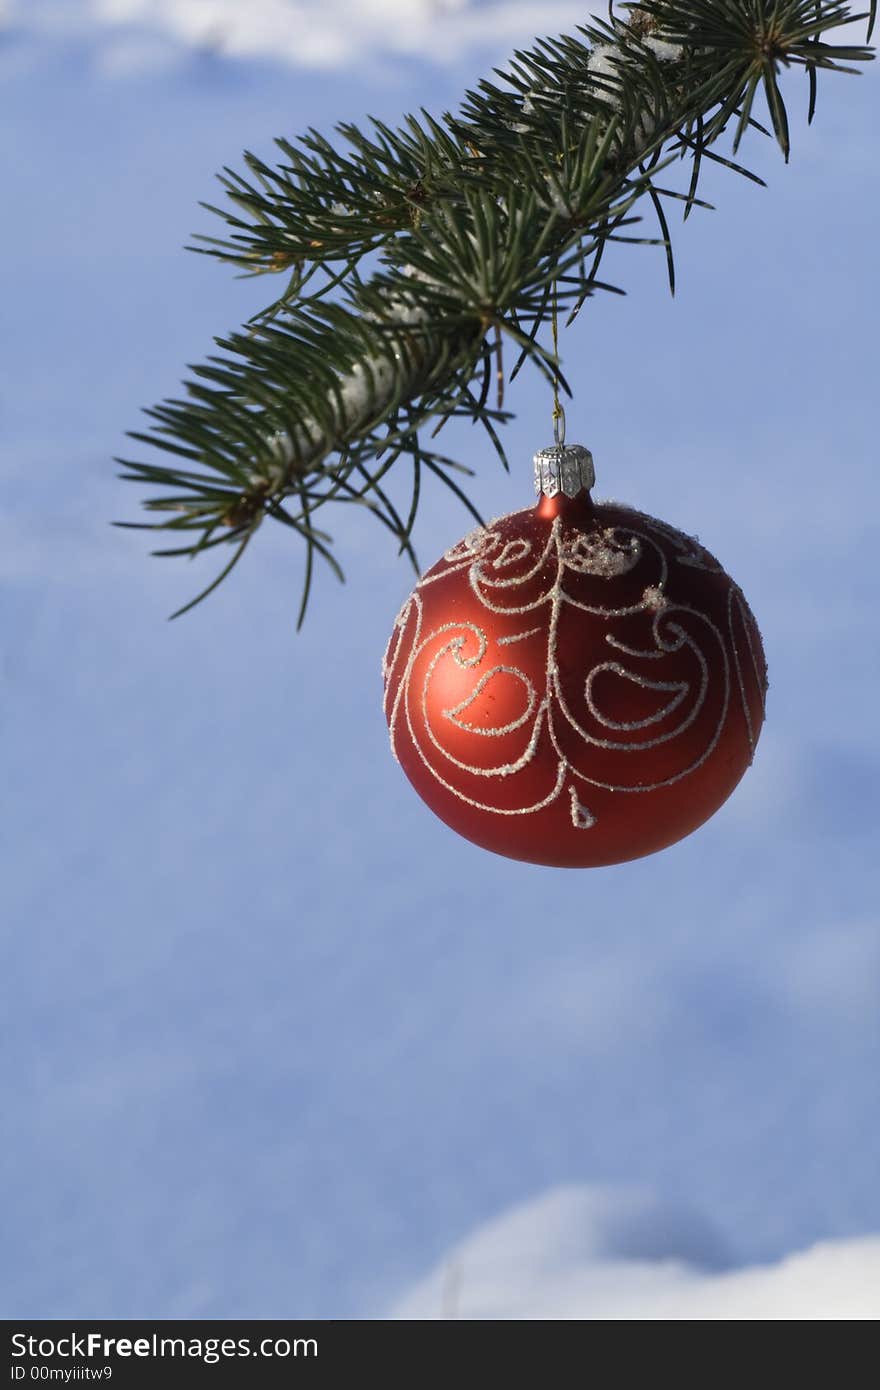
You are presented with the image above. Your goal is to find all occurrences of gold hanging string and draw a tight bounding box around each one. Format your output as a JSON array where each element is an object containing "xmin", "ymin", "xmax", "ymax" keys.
[
  {"xmin": 495, "ymin": 323, "xmax": 504, "ymax": 411},
  {"xmin": 551, "ymin": 283, "xmax": 565, "ymax": 448}
]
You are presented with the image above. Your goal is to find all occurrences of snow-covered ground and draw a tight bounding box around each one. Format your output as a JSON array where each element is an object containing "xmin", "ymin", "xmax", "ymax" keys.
[
  {"xmin": 2, "ymin": 0, "xmax": 877, "ymax": 1323},
  {"xmin": 392, "ymin": 1186, "xmax": 880, "ymax": 1320},
  {"xmin": 2, "ymin": 0, "xmax": 590, "ymax": 71}
]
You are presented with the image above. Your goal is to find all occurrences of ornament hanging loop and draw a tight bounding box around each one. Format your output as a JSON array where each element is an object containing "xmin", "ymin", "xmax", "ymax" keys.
[{"xmin": 553, "ymin": 399, "xmax": 566, "ymax": 448}]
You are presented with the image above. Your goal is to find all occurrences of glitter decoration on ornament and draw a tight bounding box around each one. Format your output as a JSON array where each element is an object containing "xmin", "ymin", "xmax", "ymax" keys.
[{"xmin": 382, "ymin": 444, "xmax": 767, "ymax": 868}]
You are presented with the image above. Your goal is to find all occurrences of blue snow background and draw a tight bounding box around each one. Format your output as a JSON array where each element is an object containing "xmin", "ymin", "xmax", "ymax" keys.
[{"xmin": 1, "ymin": 2, "xmax": 878, "ymax": 1318}]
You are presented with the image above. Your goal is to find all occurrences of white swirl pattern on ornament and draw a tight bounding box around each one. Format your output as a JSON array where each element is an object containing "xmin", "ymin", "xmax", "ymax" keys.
[{"xmin": 383, "ymin": 513, "xmax": 762, "ymax": 828}]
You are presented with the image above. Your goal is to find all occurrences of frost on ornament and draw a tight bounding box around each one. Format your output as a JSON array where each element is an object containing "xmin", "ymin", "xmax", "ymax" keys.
[{"xmin": 382, "ymin": 447, "xmax": 768, "ymax": 869}]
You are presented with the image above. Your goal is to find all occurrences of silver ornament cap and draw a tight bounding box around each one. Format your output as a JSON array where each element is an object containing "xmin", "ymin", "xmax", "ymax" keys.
[{"xmin": 533, "ymin": 443, "xmax": 595, "ymax": 499}]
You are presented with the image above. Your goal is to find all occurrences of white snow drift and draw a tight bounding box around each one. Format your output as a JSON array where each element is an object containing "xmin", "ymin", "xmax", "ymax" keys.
[
  {"xmin": 391, "ymin": 1185, "xmax": 880, "ymax": 1320},
  {"xmin": 5, "ymin": 1, "xmax": 592, "ymax": 69}
]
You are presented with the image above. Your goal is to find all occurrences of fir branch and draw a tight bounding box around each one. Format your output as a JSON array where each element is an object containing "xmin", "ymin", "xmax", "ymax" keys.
[{"xmin": 118, "ymin": 0, "xmax": 874, "ymax": 621}]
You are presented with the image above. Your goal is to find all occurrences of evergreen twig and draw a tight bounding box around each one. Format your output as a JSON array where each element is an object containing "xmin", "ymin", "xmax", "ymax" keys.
[{"xmin": 117, "ymin": 0, "xmax": 874, "ymax": 620}]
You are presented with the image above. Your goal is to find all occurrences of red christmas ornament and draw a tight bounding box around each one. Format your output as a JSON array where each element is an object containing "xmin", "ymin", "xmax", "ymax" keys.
[{"xmin": 383, "ymin": 445, "xmax": 767, "ymax": 868}]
